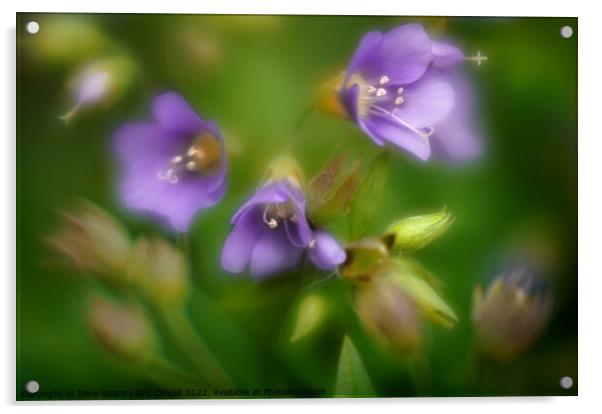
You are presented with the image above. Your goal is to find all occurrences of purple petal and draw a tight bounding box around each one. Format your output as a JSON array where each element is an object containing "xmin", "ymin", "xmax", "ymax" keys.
[
  {"xmin": 347, "ymin": 24, "xmax": 433, "ymax": 86},
  {"xmin": 152, "ymin": 91, "xmax": 205, "ymax": 135},
  {"xmin": 114, "ymin": 122, "xmax": 183, "ymax": 168},
  {"xmin": 345, "ymin": 31, "xmax": 384, "ymax": 83},
  {"xmin": 393, "ymin": 70, "xmax": 455, "ymax": 128},
  {"xmin": 249, "ymin": 228, "xmax": 302, "ymax": 278},
  {"xmin": 364, "ymin": 115, "xmax": 431, "ymax": 161},
  {"xmin": 431, "ymin": 40, "xmax": 464, "ymax": 70},
  {"xmin": 230, "ymin": 182, "xmax": 290, "ymax": 224},
  {"xmin": 340, "ymin": 85, "xmax": 385, "ymax": 146},
  {"xmin": 430, "ymin": 72, "xmax": 484, "ymax": 162},
  {"xmin": 430, "ymin": 122, "xmax": 483, "ymax": 161},
  {"xmin": 308, "ymin": 231, "xmax": 346, "ymax": 270},
  {"xmin": 221, "ymin": 209, "xmax": 262, "ymax": 273},
  {"xmin": 120, "ymin": 170, "xmax": 225, "ymax": 232}
]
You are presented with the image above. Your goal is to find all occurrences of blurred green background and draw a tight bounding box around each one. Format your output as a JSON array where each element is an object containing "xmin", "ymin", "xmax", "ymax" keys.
[{"xmin": 17, "ymin": 14, "xmax": 577, "ymax": 398}]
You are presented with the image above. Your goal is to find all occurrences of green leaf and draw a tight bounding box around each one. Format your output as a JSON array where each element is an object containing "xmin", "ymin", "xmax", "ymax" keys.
[
  {"xmin": 311, "ymin": 161, "xmax": 362, "ymax": 226},
  {"xmin": 350, "ymin": 151, "xmax": 390, "ymax": 238},
  {"xmin": 335, "ymin": 336, "xmax": 376, "ymax": 397},
  {"xmin": 308, "ymin": 153, "xmax": 347, "ymax": 205},
  {"xmin": 290, "ymin": 294, "xmax": 328, "ymax": 343}
]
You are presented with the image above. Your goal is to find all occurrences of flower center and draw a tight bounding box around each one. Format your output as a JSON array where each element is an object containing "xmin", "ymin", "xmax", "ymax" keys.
[
  {"xmin": 157, "ymin": 133, "xmax": 222, "ymax": 184},
  {"xmin": 349, "ymin": 73, "xmax": 406, "ymax": 119},
  {"xmin": 262, "ymin": 202, "xmax": 297, "ymax": 229},
  {"xmin": 262, "ymin": 202, "xmax": 307, "ymax": 248}
]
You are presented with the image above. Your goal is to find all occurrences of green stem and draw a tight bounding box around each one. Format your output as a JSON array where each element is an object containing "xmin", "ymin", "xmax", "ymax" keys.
[
  {"xmin": 146, "ymin": 354, "xmax": 199, "ymax": 386},
  {"xmin": 293, "ymin": 105, "xmax": 315, "ymax": 136},
  {"xmin": 408, "ymin": 356, "xmax": 432, "ymax": 396},
  {"xmin": 160, "ymin": 305, "xmax": 233, "ymax": 388}
]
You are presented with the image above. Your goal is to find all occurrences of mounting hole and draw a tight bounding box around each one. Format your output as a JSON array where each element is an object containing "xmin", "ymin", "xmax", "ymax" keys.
[
  {"xmin": 25, "ymin": 380, "xmax": 39, "ymax": 394},
  {"xmin": 560, "ymin": 25, "xmax": 573, "ymax": 39},
  {"xmin": 26, "ymin": 21, "xmax": 40, "ymax": 34},
  {"xmin": 560, "ymin": 376, "xmax": 573, "ymax": 389}
]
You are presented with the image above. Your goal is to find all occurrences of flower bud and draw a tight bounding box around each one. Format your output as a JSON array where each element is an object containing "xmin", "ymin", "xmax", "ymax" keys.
[
  {"xmin": 354, "ymin": 274, "xmax": 423, "ymax": 356},
  {"xmin": 472, "ymin": 267, "xmax": 553, "ymax": 363},
  {"xmin": 290, "ymin": 294, "xmax": 329, "ymax": 343},
  {"xmin": 60, "ymin": 56, "xmax": 136, "ymax": 123},
  {"xmin": 339, "ymin": 236, "xmax": 393, "ymax": 282},
  {"xmin": 87, "ymin": 295, "xmax": 156, "ymax": 361},
  {"xmin": 315, "ymin": 71, "xmax": 348, "ymax": 119},
  {"xmin": 264, "ymin": 155, "xmax": 305, "ymax": 190},
  {"xmin": 46, "ymin": 200, "xmax": 131, "ymax": 284},
  {"xmin": 385, "ymin": 209, "xmax": 454, "ymax": 252},
  {"xmin": 128, "ymin": 237, "xmax": 188, "ymax": 307}
]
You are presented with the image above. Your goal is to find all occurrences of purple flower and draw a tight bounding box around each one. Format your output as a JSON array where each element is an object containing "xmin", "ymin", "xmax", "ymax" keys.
[
  {"xmin": 221, "ymin": 179, "xmax": 346, "ymax": 279},
  {"xmin": 114, "ymin": 92, "xmax": 227, "ymax": 232},
  {"xmin": 339, "ymin": 23, "xmax": 484, "ymax": 161}
]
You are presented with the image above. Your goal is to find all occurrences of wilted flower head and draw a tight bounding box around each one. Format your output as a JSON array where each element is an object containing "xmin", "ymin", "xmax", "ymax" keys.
[
  {"xmin": 472, "ymin": 267, "xmax": 553, "ymax": 363},
  {"xmin": 46, "ymin": 200, "xmax": 131, "ymax": 284},
  {"xmin": 61, "ymin": 57, "xmax": 135, "ymax": 123},
  {"xmin": 221, "ymin": 156, "xmax": 345, "ymax": 279},
  {"xmin": 87, "ymin": 295, "xmax": 156, "ymax": 361},
  {"xmin": 127, "ymin": 236, "xmax": 188, "ymax": 307},
  {"xmin": 114, "ymin": 91, "xmax": 227, "ymax": 232},
  {"xmin": 318, "ymin": 23, "xmax": 484, "ymax": 161},
  {"xmin": 354, "ymin": 273, "xmax": 423, "ymax": 355}
]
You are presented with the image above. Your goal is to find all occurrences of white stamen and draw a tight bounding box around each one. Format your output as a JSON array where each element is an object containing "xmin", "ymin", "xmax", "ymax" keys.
[
  {"xmin": 186, "ymin": 161, "xmax": 197, "ymax": 170},
  {"xmin": 308, "ymin": 239, "xmax": 316, "ymax": 249},
  {"xmin": 376, "ymin": 88, "xmax": 387, "ymax": 97},
  {"xmin": 395, "ymin": 96, "xmax": 405, "ymax": 105},
  {"xmin": 379, "ymin": 75, "xmax": 390, "ymax": 85},
  {"xmin": 372, "ymin": 105, "xmax": 434, "ymax": 142},
  {"xmin": 397, "ymin": 87, "xmax": 404, "ymax": 94},
  {"xmin": 263, "ymin": 205, "xmax": 278, "ymax": 229},
  {"xmin": 157, "ymin": 168, "xmax": 180, "ymax": 184},
  {"xmin": 171, "ymin": 155, "xmax": 183, "ymax": 164},
  {"xmin": 283, "ymin": 218, "xmax": 306, "ymax": 248},
  {"xmin": 187, "ymin": 147, "xmax": 197, "ymax": 156}
]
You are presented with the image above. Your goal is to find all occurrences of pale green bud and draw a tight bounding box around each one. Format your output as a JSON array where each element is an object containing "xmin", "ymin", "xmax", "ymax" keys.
[
  {"xmin": 472, "ymin": 268, "xmax": 553, "ymax": 363},
  {"xmin": 46, "ymin": 200, "xmax": 131, "ymax": 285},
  {"xmin": 128, "ymin": 237, "xmax": 188, "ymax": 307},
  {"xmin": 290, "ymin": 294, "xmax": 329, "ymax": 343},
  {"xmin": 87, "ymin": 295, "xmax": 156, "ymax": 361},
  {"xmin": 385, "ymin": 209, "xmax": 454, "ymax": 252}
]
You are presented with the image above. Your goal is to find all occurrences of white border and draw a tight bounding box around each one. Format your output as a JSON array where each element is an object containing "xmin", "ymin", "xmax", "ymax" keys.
[{"xmin": 3, "ymin": 0, "xmax": 599, "ymax": 413}]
